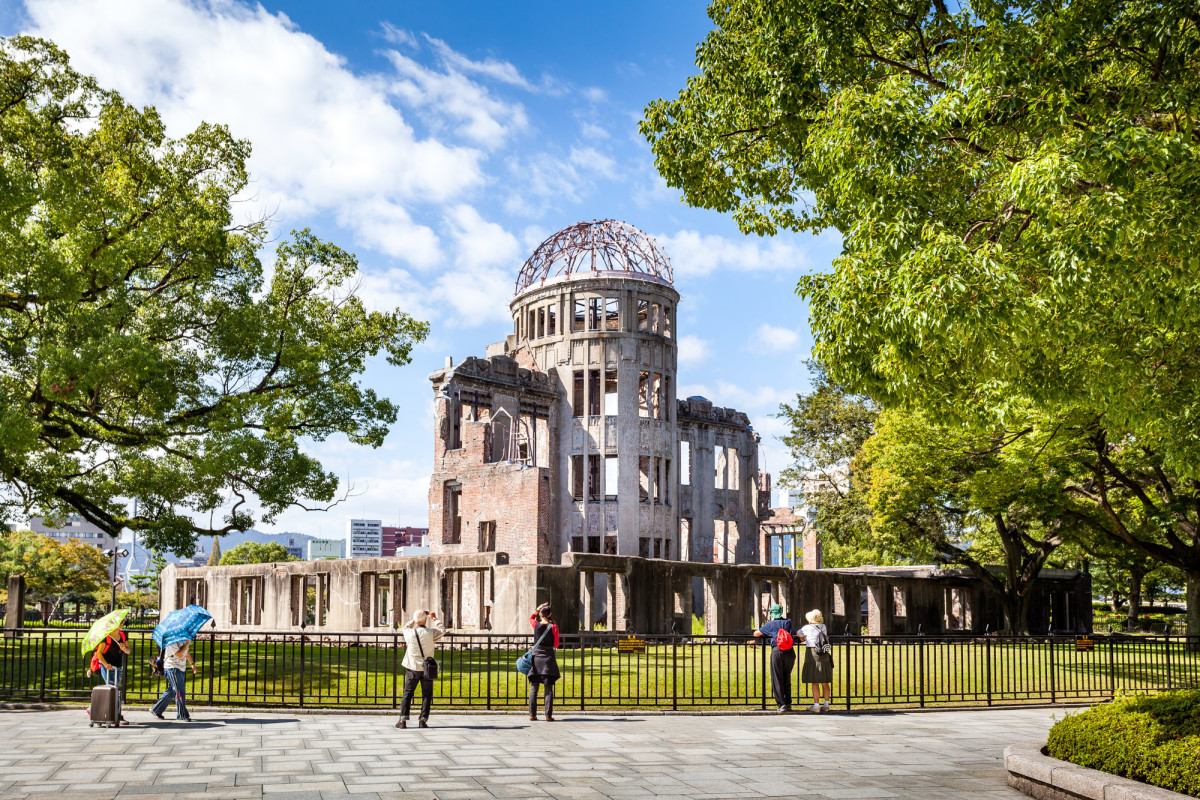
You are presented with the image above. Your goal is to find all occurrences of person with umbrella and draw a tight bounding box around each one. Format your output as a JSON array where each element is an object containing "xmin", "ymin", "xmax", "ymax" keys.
[
  {"xmin": 82, "ymin": 609, "xmax": 131, "ymax": 726},
  {"xmin": 150, "ymin": 605, "xmax": 210, "ymax": 722}
]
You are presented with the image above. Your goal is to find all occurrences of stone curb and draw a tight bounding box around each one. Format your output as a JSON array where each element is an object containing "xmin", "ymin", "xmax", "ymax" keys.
[{"xmin": 1005, "ymin": 742, "xmax": 1189, "ymax": 800}]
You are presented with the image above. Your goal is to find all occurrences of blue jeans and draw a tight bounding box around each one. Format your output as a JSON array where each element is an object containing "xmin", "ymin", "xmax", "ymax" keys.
[
  {"xmin": 100, "ymin": 665, "xmax": 124, "ymax": 720},
  {"xmin": 151, "ymin": 668, "xmax": 190, "ymax": 720}
]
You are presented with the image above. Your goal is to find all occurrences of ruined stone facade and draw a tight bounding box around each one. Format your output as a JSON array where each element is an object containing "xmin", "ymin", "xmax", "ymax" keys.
[
  {"xmin": 428, "ymin": 221, "xmax": 770, "ymax": 568},
  {"xmin": 159, "ymin": 555, "xmax": 1092, "ymax": 636}
]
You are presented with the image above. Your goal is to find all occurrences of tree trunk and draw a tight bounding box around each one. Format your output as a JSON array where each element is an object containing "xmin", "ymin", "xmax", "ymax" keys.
[
  {"xmin": 1001, "ymin": 590, "xmax": 1030, "ymax": 635},
  {"xmin": 1109, "ymin": 592, "xmax": 1121, "ymax": 614},
  {"xmin": 1187, "ymin": 572, "xmax": 1199, "ymax": 650},
  {"xmin": 1126, "ymin": 565, "xmax": 1144, "ymax": 630}
]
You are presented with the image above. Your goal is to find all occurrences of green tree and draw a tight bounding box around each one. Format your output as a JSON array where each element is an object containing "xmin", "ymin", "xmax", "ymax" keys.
[
  {"xmin": 643, "ymin": 1, "xmax": 1200, "ymax": 637},
  {"xmin": 0, "ymin": 37, "xmax": 428, "ymax": 557},
  {"xmin": 0, "ymin": 531, "xmax": 110, "ymax": 621},
  {"xmin": 218, "ymin": 541, "xmax": 297, "ymax": 566},
  {"xmin": 860, "ymin": 410, "xmax": 1091, "ymax": 633},
  {"xmin": 207, "ymin": 537, "xmax": 222, "ymax": 566}
]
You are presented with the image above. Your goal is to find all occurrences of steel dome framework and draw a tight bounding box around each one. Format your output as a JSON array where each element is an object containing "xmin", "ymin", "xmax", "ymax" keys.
[{"xmin": 514, "ymin": 219, "xmax": 673, "ymax": 295}]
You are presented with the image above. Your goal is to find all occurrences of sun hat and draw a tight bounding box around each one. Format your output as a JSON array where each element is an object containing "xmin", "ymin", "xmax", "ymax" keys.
[
  {"xmin": 805, "ymin": 609, "xmax": 824, "ymax": 624},
  {"xmin": 768, "ymin": 604, "xmax": 784, "ymax": 620}
]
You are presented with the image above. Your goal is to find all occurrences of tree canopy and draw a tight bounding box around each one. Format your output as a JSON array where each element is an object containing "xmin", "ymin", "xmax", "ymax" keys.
[
  {"xmin": 644, "ymin": 0, "xmax": 1200, "ymax": 636},
  {"xmin": 218, "ymin": 541, "xmax": 299, "ymax": 566},
  {"xmin": 0, "ymin": 37, "xmax": 428, "ymax": 556},
  {"xmin": 0, "ymin": 531, "xmax": 110, "ymax": 620}
]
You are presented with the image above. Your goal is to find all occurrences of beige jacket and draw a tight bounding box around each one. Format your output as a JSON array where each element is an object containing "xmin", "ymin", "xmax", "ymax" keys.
[{"xmin": 401, "ymin": 619, "xmax": 446, "ymax": 672}]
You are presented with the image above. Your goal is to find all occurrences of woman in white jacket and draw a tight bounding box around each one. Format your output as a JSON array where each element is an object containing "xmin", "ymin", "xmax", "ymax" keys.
[{"xmin": 396, "ymin": 609, "xmax": 445, "ymax": 728}]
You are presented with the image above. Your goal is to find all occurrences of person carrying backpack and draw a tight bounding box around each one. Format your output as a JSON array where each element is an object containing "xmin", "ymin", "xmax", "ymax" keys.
[
  {"xmin": 95, "ymin": 622, "xmax": 131, "ymax": 725},
  {"xmin": 798, "ymin": 608, "xmax": 834, "ymax": 713},
  {"xmin": 753, "ymin": 603, "xmax": 795, "ymax": 712}
]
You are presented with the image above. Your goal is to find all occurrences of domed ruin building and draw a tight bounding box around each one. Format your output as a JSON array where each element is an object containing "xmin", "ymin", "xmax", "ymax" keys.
[{"xmin": 428, "ymin": 220, "xmax": 772, "ymax": 569}]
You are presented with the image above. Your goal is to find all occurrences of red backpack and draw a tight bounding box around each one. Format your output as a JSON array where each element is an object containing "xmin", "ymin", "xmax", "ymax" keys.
[{"xmin": 776, "ymin": 628, "xmax": 794, "ymax": 650}]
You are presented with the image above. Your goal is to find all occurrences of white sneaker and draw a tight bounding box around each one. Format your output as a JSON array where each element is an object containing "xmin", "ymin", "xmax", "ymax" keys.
[
  {"xmin": 821, "ymin": 702, "xmax": 830, "ymax": 713},
  {"xmin": 811, "ymin": 703, "xmax": 820, "ymax": 713}
]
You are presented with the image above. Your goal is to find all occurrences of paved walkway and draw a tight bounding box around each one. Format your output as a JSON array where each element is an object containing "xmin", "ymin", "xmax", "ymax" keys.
[{"xmin": 0, "ymin": 706, "xmax": 1059, "ymax": 799}]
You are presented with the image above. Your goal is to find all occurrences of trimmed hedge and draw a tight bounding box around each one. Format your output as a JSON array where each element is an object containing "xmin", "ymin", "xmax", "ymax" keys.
[{"xmin": 1047, "ymin": 690, "xmax": 1200, "ymax": 797}]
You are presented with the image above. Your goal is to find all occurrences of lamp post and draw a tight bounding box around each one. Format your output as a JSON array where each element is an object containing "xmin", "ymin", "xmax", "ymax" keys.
[{"xmin": 103, "ymin": 545, "xmax": 130, "ymax": 612}]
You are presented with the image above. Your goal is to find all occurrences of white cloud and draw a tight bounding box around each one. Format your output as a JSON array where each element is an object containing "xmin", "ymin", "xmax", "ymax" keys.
[
  {"xmin": 579, "ymin": 121, "xmax": 609, "ymax": 140},
  {"xmin": 424, "ymin": 34, "xmax": 533, "ymax": 89},
  {"xmin": 678, "ymin": 381, "xmax": 795, "ymax": 413},
  {"xmin": 20, "ymin": 0, "xmax": 513, "ymax": 270},
  {"xmin": 756, "ymin": 324, "xmax": 801, "ymax": 352},
  {"xmin": 444, "ymin": 205, "xmax": 521, "ymax": 270},
  {"xmin": 655, "ymin": 230, "xmax": 811, "ymax": 278},
  {"xmin": 504, "ymin": 148, "xmax": 618, "ymax": 216},
  {"xmin": 581, "ymin": 87, "xmax": 608, "ymax": 103},
  {"xmin": 677, "ymin": 335, "xmax": 710, "ymax": 366},
  {"xmin": 384, "ymin": 47, "xmax": 528, "ymax": 147}
]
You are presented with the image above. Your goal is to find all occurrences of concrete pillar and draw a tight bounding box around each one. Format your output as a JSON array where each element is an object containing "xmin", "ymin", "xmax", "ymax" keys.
[
  {"xmin": 866, "ymin": 584, "xmax": 888, "ymax": 636},
  {"xmin": 4, "ymin": 574, "xmax": 25, "ymax": 632},
  {"xmin": 802, "ymin": 530, "xmax": 821, "ymax": 570},
  {"xmin": 581, "ymin": 572, "xmax": 595, "ymax": 631}
]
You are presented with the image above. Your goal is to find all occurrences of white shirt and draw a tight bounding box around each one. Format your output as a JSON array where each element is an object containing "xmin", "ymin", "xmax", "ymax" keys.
[
  {"xmin": 164, "ymin": 641, "xmax": 189, "ymax": 671},
  {"xmin": 401, "ymin": 619, "xmax": 446, "ymax": 672},
  {"xmin": 800, "ymin": 623, "xmax": 828, "ymax": 649}
]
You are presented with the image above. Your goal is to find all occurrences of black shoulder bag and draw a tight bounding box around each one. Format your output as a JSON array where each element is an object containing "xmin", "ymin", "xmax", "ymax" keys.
[{"xmin": 413, "ymin": 629, "xmax": 439, "ymax": 680}]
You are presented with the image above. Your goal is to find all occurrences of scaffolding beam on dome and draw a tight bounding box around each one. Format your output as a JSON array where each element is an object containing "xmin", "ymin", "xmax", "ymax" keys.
[{"xmin": 514, "ymin": 219, "xmax": 673, "ymax": 295}]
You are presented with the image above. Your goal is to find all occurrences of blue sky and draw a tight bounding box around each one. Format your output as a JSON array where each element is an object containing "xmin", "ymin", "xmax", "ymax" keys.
[{"xmin": 3, "ymin": 0, "xmax": 838, "ymax": 537}]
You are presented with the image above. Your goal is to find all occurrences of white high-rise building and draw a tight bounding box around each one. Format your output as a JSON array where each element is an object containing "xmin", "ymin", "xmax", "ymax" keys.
[
  {"xmin": 307, "ymin": 538, "xmax": 345, "ymax": 560},
  {"xmin": 346, "ymin": 519, "xmax": 382, "ymax": 558}
]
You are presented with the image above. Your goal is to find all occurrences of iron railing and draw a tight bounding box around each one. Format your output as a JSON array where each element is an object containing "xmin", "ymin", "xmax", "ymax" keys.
[{"xmin": 2, "ymin": 630, "xmax": 1197, "ymax": 711}]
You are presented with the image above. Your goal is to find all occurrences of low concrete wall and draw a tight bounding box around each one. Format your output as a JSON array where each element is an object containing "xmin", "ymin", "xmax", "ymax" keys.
[{"xmin": 1005, "ymin": 742, "xmax": 1189, "ymax": 800}]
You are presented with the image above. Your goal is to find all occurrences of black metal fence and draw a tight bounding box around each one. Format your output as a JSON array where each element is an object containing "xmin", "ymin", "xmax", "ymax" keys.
[{"xmin": 2, "ymin": 629, "xmax": 1197, "ymax": 711}]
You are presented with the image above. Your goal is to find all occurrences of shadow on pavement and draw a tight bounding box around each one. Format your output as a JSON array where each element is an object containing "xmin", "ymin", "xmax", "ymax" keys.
[{"xmin": 219, "ymin": 717, "xmax": 299, "ymax": 725}]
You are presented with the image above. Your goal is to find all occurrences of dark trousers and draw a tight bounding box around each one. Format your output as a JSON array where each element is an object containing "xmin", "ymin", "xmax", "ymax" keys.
[
  {"xmin": 151, "ymin": 668, "xmax": 190, "ymax": 720},
  {"xmin": 770, "ymin": 647, "xmax": 796, "ymax": 708},
  {"xmin": 528, "ymin": 679, "xmax": 556, "ymax": 718},
  {"xmin": 400, "ymin": 668, "xmax": 432, "ymax": 721}
]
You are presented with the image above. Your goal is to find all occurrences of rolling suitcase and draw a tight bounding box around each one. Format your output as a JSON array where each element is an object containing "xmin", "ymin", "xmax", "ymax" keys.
[{"xmin": 89, "ymin": 684, "xmax": 118, "ymax": 728}]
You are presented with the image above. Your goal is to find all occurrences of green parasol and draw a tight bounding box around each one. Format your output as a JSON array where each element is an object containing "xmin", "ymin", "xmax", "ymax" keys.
[{"xmin": 81, "ymin": 609, "xmax": 129, "ymax": 654}]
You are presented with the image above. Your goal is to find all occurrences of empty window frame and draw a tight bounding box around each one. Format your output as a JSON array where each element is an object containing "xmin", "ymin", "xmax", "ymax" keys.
[
  {"xmin": 448, "ymin": 391, "xmax": 462, "ymax": 449},
  {"xmin": 528, "ymin": 310, "xmax": 536, "ymax": 339},
  {"xmin": 639, "ymin": 456, "xmax": 651, "ymax": 502},
  {"xmin": 573, "ymin": 370, "xmax": 585, "ymax": 417},
  {"xmin": 587, "ymin": 454, "xmax": 601, "ymax": 501},
  {"xmin": 651, "ymin": 303, "xmax": 662, "ymax": 334},
  {"xmin": 547, "ymin": 304, "xmax": 557, "ymax": 336},
  {"xmin": 605, "ymin": 455, "xmax": 619, "ymax": 501},
  {"xmin": 573, "ymin": 299, "xmax": 586, "ymax": 332},
  {"xmin": 637, "ymin": 299, "xmax": 650, "ymax": 331},
  {"xmin": 588, "ymin": 535, "xmax": 601, "ymax": 554},
  {"xmin": 662, "ymin": 539, "xmax": 671, "ymax": 559},
  {"xmin": 588, "ymin": 297, "xmax": 602, "ymax": 330},
  {"xmin": 603, "ymin": 369, "xmax": 618, "ymax": 416},
  {"xmin": 537, "ymin": 307, "xmax": 545, "ymax": 339},
  {"xmin": 479, "ymin": 521, "xmax": 496, "ymax": 552},
  {"xmin": 638, "ymin": 371, "xmax": 651, "ymax": 418},
  {"xmin": 680, "ymin": 440, "xmax": 692, "ymax": 486},
  {"xmin": 663, "ymin": 305, "xmax": 672, "ymax": 338},
  {"xmin": 571, "ymin": 455, "xmax": 584, "ymax": 500},
  {"xmin": 652, "ymin": 457, "xmax": 661, "ymax": 503},
  {"xmin": 659, "ymin": 376, "xmax": 671, "ymax": 420},
  {"xmin": 639, "ymin": 538, "xmax": 651, "ymax": 559},
  {"xmin": 445, "ymin": 483, "xmax": 463, "ymax": 544},
  {"xmin": 664, "ymin": 459, "xmax": 671, "ymax": 505},
  {"xmin": 727, "ymin": 447, "xmax": 740, "ymax": 489},
  {"xmin": 893, "ymin": 587, "xmax": 908, "ymax": 618},
  {"xmin": 652, "ymin": 373, "xmax": 664, "ymax": 419},
  {"xmin": 604, "ymin": 536, "xmax": 617, "ymax": 555},
  {"xmin": 604, "ymin": 297, "xmax": 619, "ymax": 330},
  {"xmin": 715, "ymin": 445, "xmax": 726, "ymax": 489},
  {"xmin": 588, "ymin": 369, "xmax": 601, "ymax": 417},
  {"xmin": 571, "ymin": 536, "xmax": 584, "ymax": 552}
]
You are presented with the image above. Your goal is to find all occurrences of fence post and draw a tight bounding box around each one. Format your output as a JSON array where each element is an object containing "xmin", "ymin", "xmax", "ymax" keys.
[
  {"xmin": 486, "ymin": 636, "xmax": 492, "ymax": 711},
  {"xmin": 298, "ymin": 633, "xmax": 305, "ymax": 708},
  {"xmin": 392, "ymin": 633, "xmax": 400, "ymax": 709},
  {"xmin": 671, "ymin": 635, "xmax": 678, "ymax": 712},
  {"xmin": 207, "ymin": 632, "xmax": 214, "ymax": 707},
  {"xmin": 38, "ymin": 630, "xmax": 47, "ymax": 703},
  {"xmin": 1048, "ymin": 636, "xmax": 1056, "ymax": 704},
  {"xmin": 844, "ymin": 637, "xmax": 851, "ymax": 713},
  {"xmin": 760, "ymin": 638, "xmax": 768, "ymax": 711},
  {"xmin": 985, "ymin": 637, "xmax": 993, "ymax": 707},
  {"xmin": 1164, "ymin": 636, "xmax": 1172, "ymax": 691},
  {"xmin": 918, "ymin": 638, "xmax": 925, "ymax": 709},
  {"xmin": 580, "ymin": 635, "xmax": 586, "ymax": 711},
  {"xmin": 1107, "ymin": 636, "xmax": 1116, "ymax": 699}
]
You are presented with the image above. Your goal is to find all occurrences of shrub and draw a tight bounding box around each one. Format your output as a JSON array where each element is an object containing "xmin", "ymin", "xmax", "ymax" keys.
[{"xmin": 1047, "ymin": 690, "xmax": 1200, "ymax": 797}]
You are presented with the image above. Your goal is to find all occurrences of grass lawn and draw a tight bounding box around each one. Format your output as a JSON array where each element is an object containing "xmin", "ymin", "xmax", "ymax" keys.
[{"xmin": 3, "ymin": 631, "xmax": 1197, "ymax": 711}]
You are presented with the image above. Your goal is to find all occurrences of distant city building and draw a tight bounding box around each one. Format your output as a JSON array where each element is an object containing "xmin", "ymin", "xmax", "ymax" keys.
[
  {"xmin": 381, "ymin": 526, "xmax": 428, "ymax": 557},
  {"xmin": 307, "ymin": 538, "xmax": 345, "ymax": 560},
  {"xmin": 175, "ymin": 546, "xmax": 210, "ymax": 568},
  {"xmin": 27, "ymin": 515, "xmax": 115, "ymax": 550},
  {"xmin": 347, "ymin": 519, "xmax": 382, "ymax": 558},
  {"xmin": 283, "ymin": 536, "xmax": 305, "ymax": 560}
]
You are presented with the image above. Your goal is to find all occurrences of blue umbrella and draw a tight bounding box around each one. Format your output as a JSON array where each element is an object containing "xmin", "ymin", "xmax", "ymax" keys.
[{"xmin": 153, "ymin": 604, "xmax": 213, "ymax": 649}]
